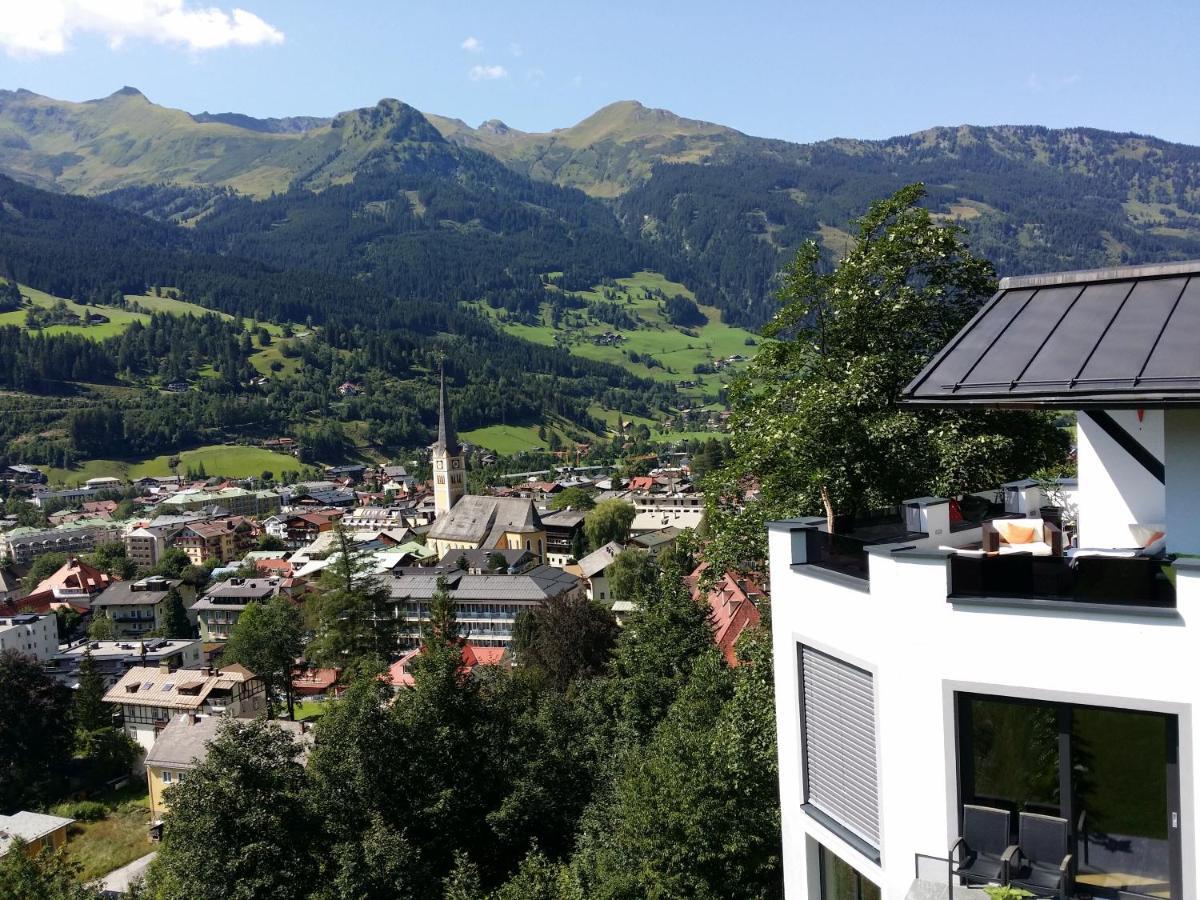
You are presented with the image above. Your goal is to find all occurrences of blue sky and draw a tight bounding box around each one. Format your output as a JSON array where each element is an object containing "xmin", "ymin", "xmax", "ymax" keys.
[{"xmin": 1, "ymin": 1, "xmax": 1198, "ymax": 144}]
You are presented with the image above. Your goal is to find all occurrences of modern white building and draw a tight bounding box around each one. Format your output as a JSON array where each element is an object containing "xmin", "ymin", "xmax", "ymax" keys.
[
  {"xmin": 0, "ymin": 614, "xmax": 58, "ymax": 662},
  {"xmin": 769, "ymin": 261, "xmax": 1200, "ymax": 900}
]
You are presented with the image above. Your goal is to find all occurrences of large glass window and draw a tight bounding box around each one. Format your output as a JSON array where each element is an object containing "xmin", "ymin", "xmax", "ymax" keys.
[
  {"xmin": 819, "ymin": 845, "xmax": 879, "ymax": 900},
  {"xmin": 959, "ymin": 694, "xmax": 1177, "ymax": 899}
]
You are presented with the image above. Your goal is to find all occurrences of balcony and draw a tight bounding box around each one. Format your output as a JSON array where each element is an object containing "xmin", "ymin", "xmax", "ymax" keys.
[{"xmin": 949, "ymin": 553, "xmax": 1176, "ymax": 609}]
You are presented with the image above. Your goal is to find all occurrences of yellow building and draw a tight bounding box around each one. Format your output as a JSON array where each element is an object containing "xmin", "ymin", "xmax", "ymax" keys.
[
  {"xmin": 145, "ymin": 714, "xmax": 313, "ymax": 821},
  {"xmin": 0, "ymin": 811, "xmax": 74, "ymax": 858}
]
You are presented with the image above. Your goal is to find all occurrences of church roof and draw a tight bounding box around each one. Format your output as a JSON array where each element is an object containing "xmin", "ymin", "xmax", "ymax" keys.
[
  {"xmin": 427, "ymin": 495, "xmax": 542, "ymax": 546},
  {"xmin": 432, "ymin": 368, "xmax": 460, "ymax": 454}
]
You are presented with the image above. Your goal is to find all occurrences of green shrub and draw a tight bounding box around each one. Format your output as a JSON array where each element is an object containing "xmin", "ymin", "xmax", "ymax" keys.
[{"xmin": 54, "ymin": 800, "xmax": 107, "ymax": 821}]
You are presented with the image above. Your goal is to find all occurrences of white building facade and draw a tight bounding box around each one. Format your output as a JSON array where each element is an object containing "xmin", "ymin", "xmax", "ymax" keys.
[{"xmin": 770, "ymin": 262, "xmax": 1200, "ymax": 900}]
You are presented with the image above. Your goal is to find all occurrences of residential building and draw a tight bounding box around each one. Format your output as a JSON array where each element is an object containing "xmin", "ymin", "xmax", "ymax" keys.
[
  {"xmin": 0, "ymin": 614, "xmax": 57, "ymax": 662},
  {"xmin": 91, "ymin": 576, "xmax": 187, "ymax": 638},
  {"xmin": 171, "ymin": 517, "xmax": 255, "ymax": 565},
  {"xmin": 289, "ymin": 488, "xmax": 358, "ymax": 508},
  {"xmin": 1, "ymin": 464, "xmax": 46, "ymax": 485},
  {"xmin": 17, "ymin": 557, "xmax": 110, "ymax": 614},
  {"xmin": 124, "ymin": 523, "xmax": 183, "ymax": 569},
  {"xmin": 389, "ymin": 565, "xmax": 582, "ymax": 647},
  {"xmin": 192, "ymin": 577, "xmax": 282, "ymax": 641},
  {"xmin": 324, "ymin": 464, "xmax": 366, "ymax": 482},
  {"xmin": 291, "ymin": 666, "xmax": 339, "ymax": 698},
  {"xmin": 158, "ymin": 486, "xmax": 281, "ymax": 518},
  {"xmin": 2, "ymin": 521, "xmax": 122, "ymax": 565},
  {"xmin": 283, "ymin": 510, "xmax": 344, "ymax": 549},
  {"xmin": 567, "ymin": 541, "xmax": 623, "ymax": 603},
  {"xmin": 630, "ymin": 491, "xmax": 704, "ymax": 533},
  {"xmin": 144, "ymin": 713, "xmax": 312, "ymax": 820},
  {"xmin": 46, "ymin": 638, "xmax": 203, "ymax": 688},
  {"xmin": 0, "ymin": 812, "xmax": 73, "ymax": 858},
  {"xmin": 770, "ymin": 261, "xmax": 1200, "ymax": 900},
  {"xmin": 628, "ymin": 525, "xmax": 681, "ymax": 557},
  {"xmin": 340, "ymin": 506, "xmax": 413, "ymax": 530},
  {"xmin": 103, "ymin": 664, "xmax": 267, "ymax": 751},
  {"xmin": 541, "ymin": 509, "xmax": 587, "ymax": 567}
]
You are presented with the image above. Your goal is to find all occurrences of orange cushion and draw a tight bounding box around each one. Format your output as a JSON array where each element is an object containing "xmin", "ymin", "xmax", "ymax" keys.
[{"xmin": 997, "ymin": 522, "xmax": 1038, "ymax": 545}]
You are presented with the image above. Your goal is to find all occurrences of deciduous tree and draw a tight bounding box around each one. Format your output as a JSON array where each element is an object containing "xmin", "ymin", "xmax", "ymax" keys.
[
  {"xmin": 705, "ymin": 183, "xmax": 1070, "ymax": 572},
  {"xmin": 0, "ymin": 650, "xmax": 74, "ymax": 810},
  {"xmin": 583, "ymin": 499, "xmax": 635, "ymax": 550}
]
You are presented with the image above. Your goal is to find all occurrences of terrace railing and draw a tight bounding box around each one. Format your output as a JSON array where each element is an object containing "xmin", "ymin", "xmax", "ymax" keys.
[
  {"xmin": 950, "ymin": 554, "xmax": 1175, "ymax": 608},
  {"xmin": 804, "ymin": 529, "xmax": 871, "ymax": 581}
]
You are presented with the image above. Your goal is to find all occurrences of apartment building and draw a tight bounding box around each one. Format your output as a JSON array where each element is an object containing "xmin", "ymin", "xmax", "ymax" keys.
[
  {"xmin": 91, "ymin": 576, "xmax": 187, "ymax": 639},
  {"xmin": 0, "ymin": 614, "xmax": 58, "ymax": 662},
  {"xmin": 192, "ymin": 577, "xmax": 283, "ymax": 641},
  {"xmin": 769, "ymin": 262, "xmax": 1199, "ymax": 900}
]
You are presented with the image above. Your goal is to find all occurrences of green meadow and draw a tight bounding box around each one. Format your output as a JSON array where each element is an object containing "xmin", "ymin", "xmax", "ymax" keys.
[{"xmin": 46, "ymin": 444, "xmax": 303, "ymax": 486}]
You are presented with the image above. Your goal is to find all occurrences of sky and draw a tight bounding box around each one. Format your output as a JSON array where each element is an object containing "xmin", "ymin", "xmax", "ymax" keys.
[{"xmin": 1, "ymin": 0, "xmax": 1198, "ymax": 145}]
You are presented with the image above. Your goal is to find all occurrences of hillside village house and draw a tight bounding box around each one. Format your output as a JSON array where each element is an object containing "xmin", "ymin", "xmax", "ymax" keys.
[
  {"xmin": 630, "ymin": 490, "xmax": 704, "ymax": 533},
  {"xmin": 769, "ymin": 261, "xmax": 1200, "ymax": 900},
  {"xmin": 192, "ymin": 576, "xmax": 283, "ymax": 641},
  {"xmin": 283, "ymin": 511, "xmax": 344, "ymax": 549},
  {"xmin": 388, "ymin": 565, "xmax": 582, "ymax": 648},
  {"xmin": 2, "ymin": 520, "xmax": 123, "ymax": 565},
  {"xmin": 124, "ymin": 522, "xmax": 185, "ymax": 569},
  {"xmin": 541, "ymin": 509, "xmax": 587, "ymax": 567},
  {"xmin": 91, "ymin": 576, "xmax": 188, "ymax": 638},
  {"xmin": 0, "ymin": 614, "xmax": 57, "ymax": 662},
  {"xmin": 103, "ymin": 664, "xmax": 266, "ymax": 751}
]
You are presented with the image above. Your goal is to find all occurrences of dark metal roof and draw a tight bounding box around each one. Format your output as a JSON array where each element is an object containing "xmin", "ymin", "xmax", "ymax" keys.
[{"xmin": 903, "ymin": 260, "xmax": 1200, "ymax": 408}]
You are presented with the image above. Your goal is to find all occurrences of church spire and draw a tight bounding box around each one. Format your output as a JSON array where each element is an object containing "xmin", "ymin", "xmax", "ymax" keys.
[{"xmin": 433, "ymin": 362, "xmax": 459, "ymax": 455}]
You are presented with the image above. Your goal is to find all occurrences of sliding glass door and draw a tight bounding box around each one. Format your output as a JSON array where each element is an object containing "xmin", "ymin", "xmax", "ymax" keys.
[{"xmin": 958, "ymin": 694, "xmax": 1179, "ymax": 899}]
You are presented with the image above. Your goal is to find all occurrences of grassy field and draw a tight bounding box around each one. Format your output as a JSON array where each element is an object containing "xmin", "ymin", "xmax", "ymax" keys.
[
  {"xmin": 47, "ymin": 444, "xmax": 303, "ymax": 485},
  {"xmin": 460, "ymin": 424, "xmax": 550, "ymax": 455},
  {"xmin": 294, "ymin": 700, "xmax": 331, "ymax": 722},
  {"xmin": 56, "ymin": 783, "xmax": 154, "ymax": 882},
  {"xmin": 470, "ymin": 271, "xmax": 758, "ymax": 393},
  {"xmin": 0, "ymin": 285, "xmax": 151, "ymax": 339}
]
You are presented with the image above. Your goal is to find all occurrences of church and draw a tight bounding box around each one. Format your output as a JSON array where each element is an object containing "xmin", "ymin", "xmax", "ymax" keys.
[{"xmin": 425, "ymin": 371, "xmax": 548, "ymax": 564}]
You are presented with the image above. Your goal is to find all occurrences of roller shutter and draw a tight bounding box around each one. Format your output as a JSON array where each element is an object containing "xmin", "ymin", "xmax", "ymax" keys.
[{"xmin": 801, "ymin": 645, "xmax": 879, "ymax": 848}]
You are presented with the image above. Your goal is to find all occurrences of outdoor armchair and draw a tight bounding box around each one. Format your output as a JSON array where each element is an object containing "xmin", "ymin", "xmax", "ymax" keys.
[{"xmin": 949, "ymin": 804, "xmax": 1014, "ymax": 892}]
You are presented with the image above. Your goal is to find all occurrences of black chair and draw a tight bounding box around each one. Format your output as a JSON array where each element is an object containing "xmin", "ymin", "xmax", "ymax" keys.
[
  {"xmin": 949, "ymin": 804, "xmax": 1014, "ymax": 892},
  {"xmin": 1009, "ymin": 812, "xmax": 1073, "ymax": 900}
]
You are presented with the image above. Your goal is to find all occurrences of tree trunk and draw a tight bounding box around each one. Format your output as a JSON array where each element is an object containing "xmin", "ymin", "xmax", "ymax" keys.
[
  {"xmin": 820, "ymin": 484, "xmax": 835, "ymax": 533},
  {"xmin": 285, "ymin": 677, "xmax": 295, "ymax": 721}
]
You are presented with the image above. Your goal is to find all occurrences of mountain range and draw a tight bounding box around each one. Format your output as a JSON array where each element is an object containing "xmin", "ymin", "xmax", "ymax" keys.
[{"xmin": 5, "ymin": 86, "xmax": 1200, "ymax": 331}]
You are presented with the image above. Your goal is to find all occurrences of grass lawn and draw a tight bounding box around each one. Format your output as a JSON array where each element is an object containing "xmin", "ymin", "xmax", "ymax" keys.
[
  {"xmin": 652, "ymin": 431, "xmax": 724, "ymax": 443},
  {"xmin": 460, "ymin": 424, "xmax": 548, "ymax": 455},
  {"xmin": 47, "ymin": 444, "xmax": 303, "ymax": 486},
  {"xmin": 55, "ymin": 782, "xmax": 154, "ymax": 883},
  {"xmin": 249, "ymin": 340, "xmax": 302, "ymax": 377},
  {"xmin": 294, "ymin": 699, "xmax": 332, "ymax": 722}
]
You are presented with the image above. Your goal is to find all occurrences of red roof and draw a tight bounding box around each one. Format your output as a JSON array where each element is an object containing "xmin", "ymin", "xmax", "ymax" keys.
[
  {"xmin": 255, "ymin": 558, "xmax": 294, "ymax": 577},
  {"xmin": 687, "ymin": 564, "xmax": 764, "ymax": 667},
  {"xmin": 17, "ymin": 558, "xmax": 111, "ymax": 614},
  {"xmin": 628, "ymin": 476, "xmax": 656, "ymax": 491},
  {"xmin": 290, "ymin": 666, "xmax": 339, "ymax": 694},
  {"xmin": 388, "ymin": 643, "xmax": 507, "ymax": 688}
]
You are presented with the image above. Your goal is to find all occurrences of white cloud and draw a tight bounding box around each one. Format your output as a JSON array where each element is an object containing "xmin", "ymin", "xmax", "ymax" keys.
[
  {"xmin": 525, "ymin": 67, "xmax": 544, "ymax": 83},
  {"xmin": 508, "ymin": 41, "xmax": 522, "ymax": 57},
  {"xmin": 469, "ymin": 64, "xmax": 507, "ymax": 81},
  {"xmin": 0, "ymin": 0, "xmax": 283, "ymax": 56},
  {"xmin": 460, "ymin": 35, "xmax": 482, "ymax": 52}
]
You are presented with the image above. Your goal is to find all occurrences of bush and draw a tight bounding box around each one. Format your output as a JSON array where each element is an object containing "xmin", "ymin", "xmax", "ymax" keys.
[{"xmin": 54, "ymin": 799, "xmax": 107, "ymax": 821}]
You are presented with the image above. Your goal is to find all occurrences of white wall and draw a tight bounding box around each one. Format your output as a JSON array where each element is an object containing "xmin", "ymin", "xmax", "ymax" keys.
[
  {"xmin": 1076, "ymin": 409, "xmax": 1165, "ymax": 548},
  {"xmin": 769, "ymin": 523, "xmax": 1199, "ymax": 900}
]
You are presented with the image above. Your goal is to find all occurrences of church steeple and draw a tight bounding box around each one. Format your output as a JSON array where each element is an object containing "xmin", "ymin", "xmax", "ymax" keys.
[
  {"xmin": 431, "ymin": 363, "xmax": 465, "ymax": 517},
  {"xmin": 434, "ymin": 365, "xmax": 460, "ymax": 455}
]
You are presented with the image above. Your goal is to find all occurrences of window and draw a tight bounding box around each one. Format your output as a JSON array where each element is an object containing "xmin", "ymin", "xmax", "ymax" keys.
[
  {"xmin": 819, "ymin": 845, "xmax": 879, "ymax": 900},
  {"xmin": 799, "ymin": 646, "xmax": 879, "ymax": 855},
  {"xmin": 161, "ymin": 771, "xmax": 172, "ymax": 784}
]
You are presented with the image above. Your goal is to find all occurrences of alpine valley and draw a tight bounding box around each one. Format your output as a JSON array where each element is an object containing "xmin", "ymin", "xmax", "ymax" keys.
[{"xmin": 3, "ymin": 85, "xmax": 1200, "ymax": 474}]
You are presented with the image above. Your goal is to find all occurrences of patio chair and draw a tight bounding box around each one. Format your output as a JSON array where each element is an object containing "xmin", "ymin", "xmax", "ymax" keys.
[
  {"xmin": 1008, "ymin": 811, "xmax": 1073, "ymax": 900},
  {"xmin": 949, "ymin": 804, "xmax": 1013, "ymax": 892}
]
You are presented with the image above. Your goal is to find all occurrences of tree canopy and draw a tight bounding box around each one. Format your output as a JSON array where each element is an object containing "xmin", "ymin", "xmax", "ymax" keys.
[
  {"xmin": 705, "ymin": 183, "xmax": 1070, "ymax": 571},
  {"xmin": 583, "ymin": 499, "xmax": 635, "ymax": 551}
]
